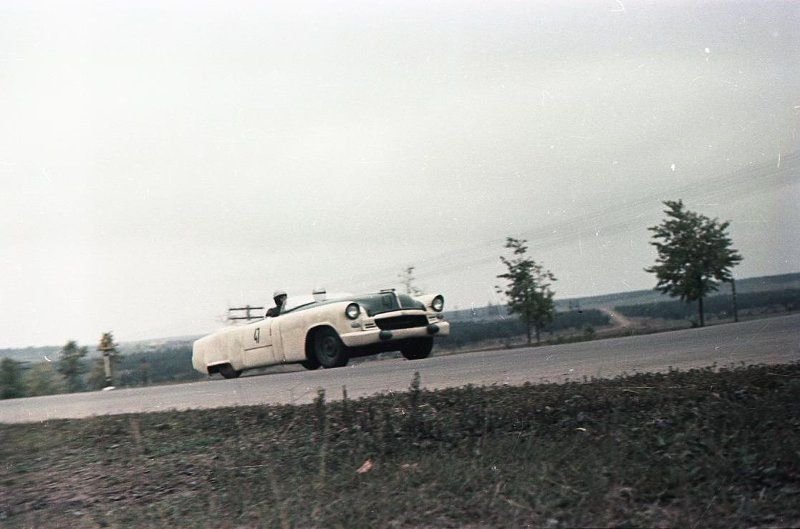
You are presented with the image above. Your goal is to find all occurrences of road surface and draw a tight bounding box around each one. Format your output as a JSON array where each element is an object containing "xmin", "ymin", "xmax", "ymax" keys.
[{"xmin": 1, "ymin": 313, "xmax": 798, "ymax": 424}]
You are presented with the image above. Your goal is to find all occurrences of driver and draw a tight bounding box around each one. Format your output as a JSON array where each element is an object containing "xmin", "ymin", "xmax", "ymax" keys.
[{"xmin": 265, "ymin": 289, "xmax": 287, "ymax": 318}]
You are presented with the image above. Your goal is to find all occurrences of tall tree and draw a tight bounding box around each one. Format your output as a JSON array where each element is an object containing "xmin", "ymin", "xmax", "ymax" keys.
[
  {"xmin": 57, "ymin": 340, "xmax": 88, "ymax": 392},
  {"xmin": 496, "ymin": 237, "xmax": 557, "ymax": 345},
  {"xmin": 0, "ymin": 358, "xmax": 26, "ymax": 399},
  {"xmin": 646, "ymin": 200, "xmax": 742, "ymax": 327}
]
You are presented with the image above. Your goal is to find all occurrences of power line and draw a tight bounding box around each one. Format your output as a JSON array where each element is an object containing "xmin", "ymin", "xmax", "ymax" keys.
[{"xmin": 326, "ymin": 152, "xmax": 800, "ymax": 289}]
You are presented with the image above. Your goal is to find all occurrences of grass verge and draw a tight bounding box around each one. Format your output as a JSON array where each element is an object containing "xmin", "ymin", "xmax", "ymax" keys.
[{"xmin": 1, "ymin": 363, "xmax": 799, "ymax": 528}]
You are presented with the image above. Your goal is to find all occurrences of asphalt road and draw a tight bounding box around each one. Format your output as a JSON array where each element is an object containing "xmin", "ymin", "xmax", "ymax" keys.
[{"xmin": 2, "ymin": 313, "xmax": 798, "ymax": 424}]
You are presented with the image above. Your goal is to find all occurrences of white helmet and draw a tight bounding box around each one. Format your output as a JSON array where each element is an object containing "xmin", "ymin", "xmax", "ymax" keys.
[{"xmin": 273, "ymin": 289, "xmax": 287, "ymax": 299}]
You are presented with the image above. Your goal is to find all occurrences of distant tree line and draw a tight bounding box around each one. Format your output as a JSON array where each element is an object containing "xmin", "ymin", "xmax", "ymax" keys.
[
  {"xmin": 442, "ymin": 309, "xmax": 610, "ymax": 349},
  {"xmin": 115, "ymin": 346, "xmax": 204, "ymax": 387},
  {"xmin": 615, "ymin": 289, "xmax": 800, "ymax": 322},
  {"xmin": 0, "ymin": 341, "xmax": 203, "ymax": 400}
]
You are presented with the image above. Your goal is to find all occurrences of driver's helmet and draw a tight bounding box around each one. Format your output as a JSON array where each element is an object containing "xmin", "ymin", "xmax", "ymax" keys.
[{"xmin": 273, "ymin": 289, "xmax": 287, "ymax": 304}]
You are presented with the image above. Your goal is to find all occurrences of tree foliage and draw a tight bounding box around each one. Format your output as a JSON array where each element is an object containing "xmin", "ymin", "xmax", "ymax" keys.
[
  {"xmin": 0, "ymin": 358, "xmax": 26, "ymax": 399},
  {"xmin": 645, "ymin": 200, "xmax": 742, "ymax": 326},
  {"xmin": 87, "ymin": 358, "xmax": 109, "ymax": 391},
  {"xmin": 24, "ymin": 361, "xmax": 66, "ymax": 396},
  {"xmin": 496, "ymin": 237, "xmax": 557, "ymax": 344},
  {"xmin": 97, "ymin": 331, "xmax": 122, "ymax": 387},
  {"xmin": 116, "ymin": 345, "xmax": 203, "ymax": 386},
  {"xmin": 57, "ymin": 340, "xmax": 88, "ymax": 392}
]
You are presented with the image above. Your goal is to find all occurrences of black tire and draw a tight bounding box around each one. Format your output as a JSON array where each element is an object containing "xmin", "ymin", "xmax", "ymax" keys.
[
  {"xmin": 401, "ymin": 338, "xmax": 434, "ymax": 360},
  {"xmin": 300, "ymin": 358, "xmax": 321, "ymax": 370},
  {"xmin": 313, "ymin": 327, "xmax": 349, "ymax": 368},
  {"xmin": 219, "ymin": 364, "xmax": 243, "ymax": 379}
]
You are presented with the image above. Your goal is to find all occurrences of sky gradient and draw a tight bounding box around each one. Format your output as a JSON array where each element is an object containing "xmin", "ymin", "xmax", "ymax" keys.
[{"xmin": 2, "ymin": 0, "xmax": 798, "ymax": 347}]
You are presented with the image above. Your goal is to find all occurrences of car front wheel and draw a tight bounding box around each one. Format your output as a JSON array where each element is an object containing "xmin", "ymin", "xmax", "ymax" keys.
[
  {"xmin": 314, "ymin": 328, "xmax": 349, "ymax": 368},
  {"xmin": 401, "ymin": 338, "xmax": 434, "ymax": 360},
  {"xmin": 300, "ymin": 358, "xmax": 321, "ymax": 370}
]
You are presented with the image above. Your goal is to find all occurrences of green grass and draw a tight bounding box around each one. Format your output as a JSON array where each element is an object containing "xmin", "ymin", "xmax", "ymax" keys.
[{"xmin": 2, "ymin": 363, "xmax": 799, "ymax": 528}]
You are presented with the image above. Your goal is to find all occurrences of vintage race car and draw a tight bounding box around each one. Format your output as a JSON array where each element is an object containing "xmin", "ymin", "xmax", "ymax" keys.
[{"xmin": 192, "ymin": 289, "xmax": 450, "ymax": 378}]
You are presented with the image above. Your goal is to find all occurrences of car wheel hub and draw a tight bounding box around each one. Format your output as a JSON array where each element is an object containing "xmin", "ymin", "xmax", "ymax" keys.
[{"xmin": 320, "ymin": 337, "xmax": 337, "ymax": 358}]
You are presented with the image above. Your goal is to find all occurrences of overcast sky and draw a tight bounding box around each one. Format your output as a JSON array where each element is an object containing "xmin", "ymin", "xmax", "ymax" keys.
[{"xmin": 1, "ymin": 0, "xmax": 798, "ymax": 348}]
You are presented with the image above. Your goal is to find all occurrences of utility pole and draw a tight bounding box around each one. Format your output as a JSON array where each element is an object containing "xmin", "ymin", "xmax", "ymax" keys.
[{"xmin": 731, "ymin": 277, "xmax": 739, "ymax": 323}]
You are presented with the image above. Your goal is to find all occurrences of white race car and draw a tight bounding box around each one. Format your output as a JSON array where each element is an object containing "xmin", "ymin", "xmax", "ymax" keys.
[{"xmin": 192, "ymin": 289, "xmax": 450, "ymax": 378}]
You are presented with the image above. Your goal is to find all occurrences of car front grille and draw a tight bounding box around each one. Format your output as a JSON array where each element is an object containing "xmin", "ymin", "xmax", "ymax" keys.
[{"xmin": 375, "ymin": 315, "xmax": 428, "ymax": 331}]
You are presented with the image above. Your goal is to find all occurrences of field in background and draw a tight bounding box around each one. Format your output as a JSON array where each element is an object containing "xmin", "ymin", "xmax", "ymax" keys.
[
  {"xmin": 446, "ymin": 272, "xmax": 800, "ymax": 321},
  {"xmin": 616, "ymin": 288, "xmax": 799, "ymax": 322},
  {"xmin": 2, "ymin": 363, "xmax": 798, "ymax": 528},
  {"xmin": 442, "ymin": 273, "xmax": 800, "ymax": 351}
]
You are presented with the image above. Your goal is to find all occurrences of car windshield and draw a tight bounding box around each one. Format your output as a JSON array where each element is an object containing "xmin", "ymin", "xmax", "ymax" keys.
[
  {"xmin": 352, "ymin": 292, "xmax": 425, "ymax": 316},
  {"xmin": 397, "ymin": 293, "xmax": 425, "ymax": 310},
  {"xmin": 281, "ymin": 293, "xmax": 353, "ymax": 313}
]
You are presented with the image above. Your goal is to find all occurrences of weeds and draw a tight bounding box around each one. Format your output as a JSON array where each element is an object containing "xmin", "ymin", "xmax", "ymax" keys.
[{"xmin": 1, "ymin": 363, "xmax": 799, "ymax": 528}]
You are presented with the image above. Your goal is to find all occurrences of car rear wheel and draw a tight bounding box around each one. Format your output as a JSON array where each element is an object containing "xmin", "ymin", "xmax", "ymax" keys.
[
  {"xmin": 314, "ymin": 328, "xmax": 349, "ymax": 368},
  {"xmin": 219, "ymin": 364, "xmax": 243, "ymax": 379},
  {"xmin": 401, "ymin": 338, "xmax": 433, "ymax": 360}
]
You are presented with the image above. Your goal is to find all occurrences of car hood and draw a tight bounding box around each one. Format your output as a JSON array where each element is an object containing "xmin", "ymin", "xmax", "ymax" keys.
[{"xmin": 282, "ymin": 292, "xmax": 426, "ymax": 317}]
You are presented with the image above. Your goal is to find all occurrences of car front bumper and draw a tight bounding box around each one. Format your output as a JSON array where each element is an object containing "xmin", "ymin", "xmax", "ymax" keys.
[{"xmin": 340, "ymin": 320, "xmax": 450, "ymax": 348}]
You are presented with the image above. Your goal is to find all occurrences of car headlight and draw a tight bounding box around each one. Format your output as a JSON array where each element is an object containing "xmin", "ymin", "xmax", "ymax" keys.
[
  {"xmin": 345, "ymin": 303, "xmax": 361, "ymax": 320},
  {"xmin": 431, "ymin": 295, "xmax": 444, "ymax": 312}
]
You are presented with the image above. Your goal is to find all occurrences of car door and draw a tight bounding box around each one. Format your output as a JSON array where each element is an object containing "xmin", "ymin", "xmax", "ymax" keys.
[
  {"xmin": 274, "ymin": 311, "xmax": 308, "ymax": 363},
  {"xmin": 241, "ymin": 318, "xmax": 278, "ymax": 368}
]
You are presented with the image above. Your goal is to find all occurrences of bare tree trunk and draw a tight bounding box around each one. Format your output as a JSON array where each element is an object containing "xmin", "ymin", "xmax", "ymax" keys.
[
  {"xmin": 525, "ymin": 322, "xmax": 532, "ymax": 345},
  {"xmin": 535, "ymin": 325, "xmax": 541, "ymax": 344}
]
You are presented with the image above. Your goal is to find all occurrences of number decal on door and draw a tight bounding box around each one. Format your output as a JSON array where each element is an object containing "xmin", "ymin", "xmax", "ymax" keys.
[{"xmin": 253, "ymin": 327, "xmax": 261, "ymax": 344}]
